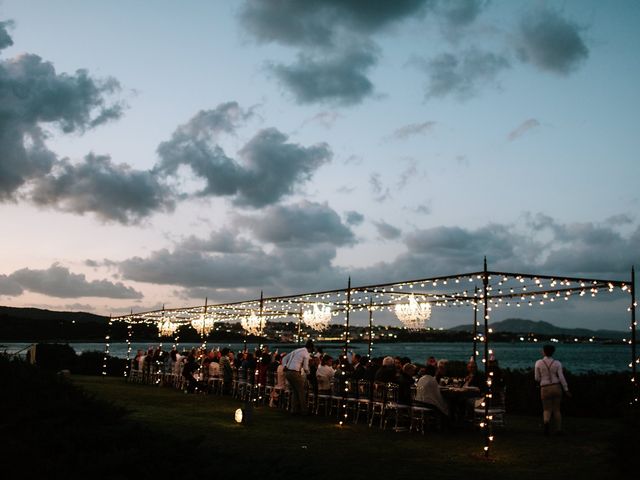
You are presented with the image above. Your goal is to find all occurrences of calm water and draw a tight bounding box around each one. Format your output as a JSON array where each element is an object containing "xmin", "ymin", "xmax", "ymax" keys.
[{"xmin": 1, "ymin": 341, "xmax": 632, "ymax": 373}]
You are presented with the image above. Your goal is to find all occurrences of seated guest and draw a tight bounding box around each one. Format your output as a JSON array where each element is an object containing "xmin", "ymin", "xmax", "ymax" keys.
[
  {"xmin": 435, "ymin": 358, "xmax": 448, "ymax": 384},
  {"xmin": 352, "ymin": 354, "xmax": 368, "ymax": 381},
  {"xmin": 316, "ymin": 355, "xmax": 335, "ymax": 393},
  {"xmin": 398, "ymin": 363, "xmax": 416, "ymax": 404},
  {"xmin": 375, "ymin": 356, "xmax": 399, "ymax": 383},
  {"xmin": 208, "ymin": 355, "xmax": 220, "ymax": 378},
  {"xmin": 416, "ymin": 364, "xmax": 449, "ymax": 418},
  {"xmin": 463, "ymin": 358, "xmax": 484, "ymax": 389},
  {"xmin": 182, "ymin": 351, "xmax": 200, "ymax": 393}
]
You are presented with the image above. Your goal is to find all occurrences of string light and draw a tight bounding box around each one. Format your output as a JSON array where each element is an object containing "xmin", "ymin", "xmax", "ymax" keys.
[{"xmin": 107, "ymin": 266, "xmax": 636, "ymax": 456}]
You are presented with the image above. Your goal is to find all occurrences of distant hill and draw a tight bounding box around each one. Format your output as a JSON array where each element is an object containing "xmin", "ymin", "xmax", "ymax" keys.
[
  {"xmin": 0, "ymin": 306, "xmax": 109, "ymax": 324},
  {"xmin": 449, "ymin": 318, "xmax": 627, "ymax": 340}
]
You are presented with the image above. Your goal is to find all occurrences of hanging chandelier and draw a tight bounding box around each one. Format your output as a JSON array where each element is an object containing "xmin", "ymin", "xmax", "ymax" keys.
[
  {"xmin": 158, "ymin": 319, "xmax": 179, "ymax": 337},
  {"xmin": 191, "ymin": 314, "xmax": 215, "ymax": 334},
  {"xmin": 241, "ymin": 311, "xmax": 263, "ymax": 336},
  {"xmin": 302, "ymin": 303, "xmax": 332, "ymax": 331},
  {"xmin": 395, "ymin": 294, "xmax": 431, "ymax": 330}
]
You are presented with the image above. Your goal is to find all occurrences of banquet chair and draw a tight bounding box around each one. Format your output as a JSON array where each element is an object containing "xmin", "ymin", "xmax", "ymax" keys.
[
  {"xmin": 264, "ymin": 370, "xmax": 276, "ymax": 402},
  {"xmin": 329, "ymin": 377, "xmax": 345, "ymax": 419},
  {"xmin": 409, "ymin": 385, "xmax": 435, "ymax": 434},
  {"xmin": 315, "ymin": 385, "xmax": 332, "ymax": 416},
  {"xmin": 129, "ymin": 368, "xmax": 143, "ymax": 383},
  {"xmin": 208, "ymin": 375, "xmax": 223, "ymax": 395},
  {"xmin": 369, "ymin": 381, "xmax": 387, "ymax": 428},
  {"xmin": 383, "ymin": 383, "xmax": 411, "ymax": 431},
  {"xmin": 354, "ymin": 380, "xmax": 372, "ymax": 424}
]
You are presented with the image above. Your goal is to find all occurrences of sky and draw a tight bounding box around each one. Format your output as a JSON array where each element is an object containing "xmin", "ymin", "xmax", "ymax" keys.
[{"xmin": 0, "ymin": 0, "xmax": 638, "ymax": 331}]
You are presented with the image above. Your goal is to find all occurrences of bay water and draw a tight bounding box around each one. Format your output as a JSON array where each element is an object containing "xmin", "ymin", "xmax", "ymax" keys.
[{"xmin": 2, "ymin": 341, "xmax": 632, "ymax": 373}]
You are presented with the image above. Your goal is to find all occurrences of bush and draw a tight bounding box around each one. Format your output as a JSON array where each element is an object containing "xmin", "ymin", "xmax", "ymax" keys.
[
  {"xmin": 502, "ymin": 368, "xmax": 633, "ymax": 417},
  {"xmin": 75, "ymin": 350, "xmax": 128, "ymax": 376},
  {"xmin": 34, "ymin": 343, "xmax": 77, "ymax": 372}
]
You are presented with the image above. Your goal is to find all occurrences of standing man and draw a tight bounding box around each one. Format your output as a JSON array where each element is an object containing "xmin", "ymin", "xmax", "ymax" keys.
[
  {"xmin": 535, "ymin": 344, "xmax": 571, "ymax": 435},
  {"xmin": 283, "ymin": 339, "xmax": 314, "ymax": 415}
]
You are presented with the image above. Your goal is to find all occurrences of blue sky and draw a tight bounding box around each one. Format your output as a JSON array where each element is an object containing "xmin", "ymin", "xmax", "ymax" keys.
[{"xmin": 0, "ymin": 0, "xmax": 638, "ymax": 330}]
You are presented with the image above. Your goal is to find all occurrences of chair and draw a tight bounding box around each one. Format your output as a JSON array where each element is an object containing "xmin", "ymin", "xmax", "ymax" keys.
[
  {"xmin": 233, "ymin": 367, "xmax": 245, "ymax": 399},
  {"xmin": 329, "ymin": 377, "xmax": 345, "ymax": 419},
  {"xmin": 369, "ymin": 382, "xmax": 387, "ymax": 428},
  {"xmin": 208, "ymin": 375, "xmax": 223, "ymax": 395},
  {"xmin": 409, "ymin": 385, "xmax": 435, "ymax": 434},
  {"xmin": 354, "ymin": 380, "xmax": 372, "ymax": 424},
  {"xmin": 383, "ymin": 383, "xmax": 411, "ymax": 431},
  {"xmin": 474, "ymin": 387, "xmax": 506, "ymax": 428}
]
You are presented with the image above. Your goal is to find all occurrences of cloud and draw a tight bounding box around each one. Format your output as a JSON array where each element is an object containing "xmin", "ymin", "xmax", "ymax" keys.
[
  {"xmin": 236, "ymin": 201, "xmax": 355, "ymax": 247},
  {"xmin": 507, "ymin": 118, "xmax": 540, "ymax": 141},
  {"xmin": 271, "ymin": 47, "xmax": 378, "ymax": 105},
  {"xmin": 239, "ymin": 0, "xmax": 431, "ymax": 48},
  {"xmin": 374, "ymin": 220, "xmax": 402, "ymax": 240},
  {"xmin": 114, "ymin": 201, "xmax": 356, "ymax": 297},
  {"xmin": 345, "ymin": 210, "xmax": 365, "ymax": 226},
  {"xmin": 0, "ymin": 49, "xmax": 123, "ymax": 200},
  {"xmin": 119, "ymin": 248, "xmax": 279, "ymax": 290},
  {"xmin": 112, "ymin": 214, "xmax": 638, "ymax": 313},
  {"xmin": 435, "ymin": 0, "xmax": 488, "ymax": 28},
  {"xmin": 180, "ymin": 230, "xmax": 257, "ymax": 254},
  {"xmin": 415, "ymin": 203, "xmax": 432, "ymax": 215},
  {"xmin": 397, "ymin": 160, "xmax": 419, "ymax": 189},
  {"xmin": 422, "ymin": 48, "xmax": 510, "ymax": 100},
  {"xmin": 370, "ymin": 172, "xmax": 391, "ymax": 202},
  {"xmin": 157, "ymin": 109, "xmax": 332, "ymax": 207},
  {"xmin": 29, "ymin": 153, "xmax": 175, "ymax": 223},
  {"xmin": 605, "ymin": 214, "xmax": 633, "ymax": 227},
  {"xmin": 0, "ymin": 274, "xmax": 23, "ymax": 296},
  {"xmin": 301, "ymin": 111, "xmax": 342, "ymax": 129},
  {"xmin": 0, "ymin": 20, "xmax": 14, "ymax": 50},
  {"xmin": 516, "ymin": 8, "xmax": 589, "ymax": 74},
  {"xmin": 389, "ymin": 121, "xmax": 436, "ymax": 140},
  {"xmin": 240, "ymin": 1, "xmax": 434, "ymax": 105},
  {"xmin": 8, "ymin": 264, "xmax": 142, "ymax": 299}
]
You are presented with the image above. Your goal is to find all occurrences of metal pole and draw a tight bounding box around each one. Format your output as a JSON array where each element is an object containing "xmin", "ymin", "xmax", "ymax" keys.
[
  {"xmin": 482, "ymin": 258, "xmax": 492, "ymax": 457},
  {"xmin": 631, "ymin": 266, "xmax": 637, "ymax": 408},
  {"xmin": 297, "ymin": 306, "xmax": 302, "ymax": 345},
  {"xmin": 202, "ymin": 297, "xmax": 208, "ymax": 350},
  {"xmin": 125, "ymin": 308, "xmax": 133, "ymax": 378},
  {"xmin": 102, "ymin": 315, "xmax": 112, "ymax": 376},
  {"xmin": 344, "ymin": 277, "xmax": 351, "ymax": 357},
  {"xmin": 473, "ymin": 286, "xmax": 478, "ymax": 365},
  {"xmin": 368, "ymin": 297, "xmax": 374, "ymax": 357},
  {"xmin": 259, "ymin": 290, "xmax": 264, "ymax": 346},
  {"xmin": 255, "ymin": 290, "xmax": 264, "ymax": 404}
]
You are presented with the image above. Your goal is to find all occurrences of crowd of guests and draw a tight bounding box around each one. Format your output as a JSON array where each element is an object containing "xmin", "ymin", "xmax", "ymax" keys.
[{"xmin": 132, "ymin": 342, "xmax": 505, "ymax": 424}]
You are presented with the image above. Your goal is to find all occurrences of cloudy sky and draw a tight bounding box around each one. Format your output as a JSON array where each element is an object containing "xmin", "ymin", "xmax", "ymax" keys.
[{"xmin": 0, "ymin": 0, "xmax": 638, "ymax": 330}]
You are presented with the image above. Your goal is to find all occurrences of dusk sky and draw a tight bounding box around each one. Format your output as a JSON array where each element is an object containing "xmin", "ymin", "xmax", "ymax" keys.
[{"xmin": 0, "ymin": 1, "xmax": 638, "ymax": 331}]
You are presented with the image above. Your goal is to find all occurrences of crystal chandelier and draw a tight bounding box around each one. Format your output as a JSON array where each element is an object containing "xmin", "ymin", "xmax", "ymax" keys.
[
  {"xmin": 241, "ymin": 311, "xmax": 263, "ymax": 336},
  {"xmin": 158, "ymin": 319, "xmax": 179, "ymax": 337},
  {"xmin": 394, "ymin": 294, "xmax": 431, "ymax": 330},
  {"xmin": 302, "ymin": 303, "xmax": 332, "ymax": 331},
  {"xmin": 191, "ymin": 314, "xmax": 215, "ymax": 334}
]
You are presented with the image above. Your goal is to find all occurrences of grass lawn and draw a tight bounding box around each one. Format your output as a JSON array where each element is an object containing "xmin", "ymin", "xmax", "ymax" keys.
[{"xmin": 73, "ymin": 375, "xmax": 630, "ymax": 480}]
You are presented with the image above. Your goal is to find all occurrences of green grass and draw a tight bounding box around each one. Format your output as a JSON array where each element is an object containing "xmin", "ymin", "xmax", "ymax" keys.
[{"xmin": 72, "ymin": 375, "xmax": 632, "ymax": 480}]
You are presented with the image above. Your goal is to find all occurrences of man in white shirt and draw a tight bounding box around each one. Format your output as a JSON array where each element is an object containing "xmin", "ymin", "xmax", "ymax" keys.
[
  {"xmin": 283, "ymin": 339, "xmax": 314, "ymax": 414},
  {"xmin": 534, "ymin": 344, "xmax": 571, "ymax": 435}
]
